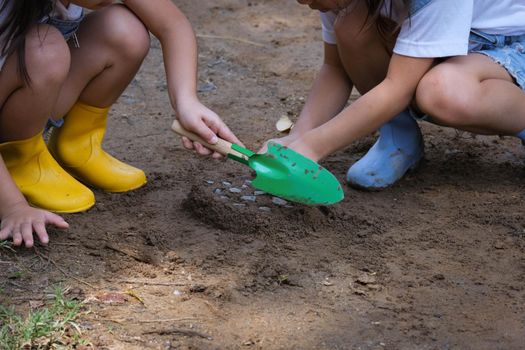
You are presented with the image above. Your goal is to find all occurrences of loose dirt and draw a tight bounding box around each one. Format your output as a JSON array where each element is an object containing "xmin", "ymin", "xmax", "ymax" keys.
[{"xmin": 1, "ymin": 1, "xmax": 525, "ymax": 349}]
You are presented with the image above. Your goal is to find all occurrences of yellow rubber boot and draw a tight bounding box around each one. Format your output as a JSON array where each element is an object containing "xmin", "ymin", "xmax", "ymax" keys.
[
  {"xmin": 0, "ymin": 133, "xmax": 95, "ymax": 213},
  {"xmin": 48, "ymin": 102, "xmax": 147, "ymax": 192}
]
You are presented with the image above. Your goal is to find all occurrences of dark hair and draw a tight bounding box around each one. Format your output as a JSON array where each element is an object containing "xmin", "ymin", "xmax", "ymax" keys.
[
  {"xmin": 364, "ymin": 0, "xmax": 412, "ymax": 39},
  {"xmin": 0, "ymin": 0, "xmax": 53, "ymax": 82}
]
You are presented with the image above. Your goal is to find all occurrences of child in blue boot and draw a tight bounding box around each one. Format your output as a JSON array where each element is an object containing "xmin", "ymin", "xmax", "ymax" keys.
[
  {"xmin": 0, "ymin": 0, "xmax": 240, "ymax": 247},
  {"xmin": 268, "ymin": 0, "xmax": 525, "ymax": 190}
]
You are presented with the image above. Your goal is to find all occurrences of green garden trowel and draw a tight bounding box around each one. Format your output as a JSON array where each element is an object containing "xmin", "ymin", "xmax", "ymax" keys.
[{"xmin": 172, "ymin": 120, "xmax": 344, "ymax": 205}]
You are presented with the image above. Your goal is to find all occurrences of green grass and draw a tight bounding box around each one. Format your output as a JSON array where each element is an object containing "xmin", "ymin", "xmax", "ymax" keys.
[{"xmin": 0, "ymin": 286, "xmax": 90, "ymax": 349}]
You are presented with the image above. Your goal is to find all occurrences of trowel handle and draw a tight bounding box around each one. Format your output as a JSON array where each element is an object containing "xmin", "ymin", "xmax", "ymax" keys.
[{"xmin": 171, "ymin": 120, "xmax": 247, "ymax": 160}]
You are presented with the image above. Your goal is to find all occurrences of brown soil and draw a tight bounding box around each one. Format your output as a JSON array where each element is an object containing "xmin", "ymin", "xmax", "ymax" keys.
[{"xmin": 2, "ymin": 1, "xmax": 525, "ymax": 349}]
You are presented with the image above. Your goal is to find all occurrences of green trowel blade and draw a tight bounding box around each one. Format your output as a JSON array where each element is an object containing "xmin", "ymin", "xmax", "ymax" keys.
[{"xmin": 230, "ymin": 142, "xmax": 344, "ymax": 205}]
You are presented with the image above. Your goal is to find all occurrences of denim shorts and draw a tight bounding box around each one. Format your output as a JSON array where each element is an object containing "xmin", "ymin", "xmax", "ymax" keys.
[
  {"xmin": 469, "ymin": 30, "xmax": 525, "ymax": 90},
  {"xmin": 45, "ymin": 10, "xmax": 85, "ymax": 43},
  {"xmin": 411, "ymin": 28, "xmax": 525, "ymax": 121}
]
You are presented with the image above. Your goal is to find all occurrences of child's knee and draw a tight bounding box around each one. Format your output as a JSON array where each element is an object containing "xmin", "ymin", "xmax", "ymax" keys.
[
  {"xmin": 417, "ymin": 68, "xmax": 476, "ymax": 126},
  {"xmin": 103, "ymin": 5, "xmax": 150, "ymax": 60},
  {"xmin": 24, "ymin": 25, "xmax": 70, "ymax": 86}
]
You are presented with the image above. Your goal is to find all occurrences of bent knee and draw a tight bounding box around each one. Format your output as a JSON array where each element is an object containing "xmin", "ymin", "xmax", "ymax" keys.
[
  {"xmin": 416, "ymin": 67, "xmax": 479, "ymax": 127},
  {"xmin": 24, "ymin": 25, "xmax": 70, "ymax": 86},
  {"xmin": 100, "ymin": 5, "xmax": 150, "ymax": 60}
]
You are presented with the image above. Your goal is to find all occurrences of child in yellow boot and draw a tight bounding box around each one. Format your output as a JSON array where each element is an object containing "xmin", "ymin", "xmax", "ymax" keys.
[{"xmin": 0, "ymin": 0, "xmax": 240, "ymax": 247}]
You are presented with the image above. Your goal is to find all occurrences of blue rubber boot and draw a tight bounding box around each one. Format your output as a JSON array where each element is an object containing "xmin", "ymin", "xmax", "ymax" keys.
[{"xmin": 346, "ymin": 110, "xmax": 424, "ymax": 190}]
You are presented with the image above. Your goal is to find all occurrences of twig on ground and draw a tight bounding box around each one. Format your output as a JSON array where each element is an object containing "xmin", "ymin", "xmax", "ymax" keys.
[
  {"xmin": 142, "ymin": 327, "xmax": 211, "ymax": 339},
  {"xmin": 52, "ymin": 242, "xmax": 80, "ymax": 246},
  {"xmin": 137, "ymin": 317, "xmax": 201, "ymax": 324},
  {"xmin": 117, "ymin": 279, "xmax": 188, "ymax": 286},
  {"xmin": 124, "ymin": 290, "xmax": 145, "ymax": 305},
  {"xmin": 197, "ymin": 33, "xmax": 265, "ymax": 47},
  {"xmin": 104, "ymin": 242, "xmax": 160, "ymax": 265},
  {"xmin": 100, "ymin": 317, "xmax": 200, "ymax": 324},
  {"xmin": 10, "ymin": 295, "xmax": 51, "ymax": 301},
  {"xmin": 34, "ymin": 248, "xmax": 95, "ymax": 289},
  {"xmin": 99, "ymin": 318, "xmax": 125, "ymax": 325}
]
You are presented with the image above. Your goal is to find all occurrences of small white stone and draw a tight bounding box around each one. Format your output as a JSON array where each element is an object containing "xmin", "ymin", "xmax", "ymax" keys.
[
  {"xmin": 222, "ymin": 181, "xmax": 232, "ymax": 187},
  {"xmin": 241, "ymin": 195, "xmax": 257, "ymax": 202},
  {"xmin": 229, "ymin": 187, "xmax": 242, "ymax": 193},
  {"xmin": 258, "ymin": 206, "xmax": 271, "ymax": 212},
  {"xmin": 272, "ymin": 197, "xmax": 288, "ymax": 206}
]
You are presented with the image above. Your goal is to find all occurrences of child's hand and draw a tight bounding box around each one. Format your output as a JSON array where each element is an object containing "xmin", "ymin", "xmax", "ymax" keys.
[
  {"xmin": 258, "ymin": 133, "xmax": 301, "ymax": 154},
  {"xmin": 287, "ymin": 138, "xmax": 322, "ymax": 162},
  {"xmin": 176, "ymin": 100, "xmax": 242, "ymax": 159},
  {"xmin": 259, "ymin": 135, "xmax": 320, "ymax": 161},
  {"xmin": 0, "ymin": 202, "xmax": 69, "ymax": 248}
]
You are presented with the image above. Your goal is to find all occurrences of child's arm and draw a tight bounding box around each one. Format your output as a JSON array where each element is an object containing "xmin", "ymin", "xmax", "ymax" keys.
[
  {"xmin": 0, "ymin": 156, "xmax": 69, "ymax": 248},
  {"xmin": 122, "ymin": 0, "xmax": 241, "ymax": 156},
  {"xmin": 260, "ymin": 42, "xmax": 352, "ymax": 152},
  {"xmin": 290, "ymin": 42, "xmax": 353, "ymax": 137},
  {"xmin": 289, "ymin": 54, "xmax": 434, "ymax": 161}
]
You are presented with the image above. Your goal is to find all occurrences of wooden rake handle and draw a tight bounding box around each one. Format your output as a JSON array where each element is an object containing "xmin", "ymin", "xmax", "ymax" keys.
[{"xmin": 171, "ymin": 120, "xmax": 247, "ymax": 160}]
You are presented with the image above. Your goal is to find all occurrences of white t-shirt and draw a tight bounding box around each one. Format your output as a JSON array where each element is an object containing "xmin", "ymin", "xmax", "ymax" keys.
[
  {"xmin": 321, "ymin": 0, "xmax": 525, "ymax": 58},
  {"xmin": 0, "ymin": 0, "xmax": 83, "ymax": 70}
]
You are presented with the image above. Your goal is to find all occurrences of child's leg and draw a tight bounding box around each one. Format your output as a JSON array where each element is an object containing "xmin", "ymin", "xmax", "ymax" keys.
[
  {"xmin": 54, "ymin": 4, "xmax": 150, "ymax": 115},
  {"xmin": 416, "ymin": 53, "xmax": 525, "ymax": 136},
  {"xmin": 259, "ymin": 42, "xmax": 353, "ymax": 154},
  {"xmin": 0, "ymin": 25, "xmax": 94, "ymax": 213},
  {"xmin": 48, "ymin": 5, "xmax": 151, "ymax": 192},
  {"xmin": 0, "ymin": 25, "xmax": 70, "ymax": 142},
  {"xmin": 334, "ymin": 1, "xmax": 423, "ymax": 190}
]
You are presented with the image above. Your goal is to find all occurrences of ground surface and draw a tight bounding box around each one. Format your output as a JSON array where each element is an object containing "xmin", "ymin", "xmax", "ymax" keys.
[{"xmin": 2, "ymin": 1, "xmax": 525, "ymax": 349}]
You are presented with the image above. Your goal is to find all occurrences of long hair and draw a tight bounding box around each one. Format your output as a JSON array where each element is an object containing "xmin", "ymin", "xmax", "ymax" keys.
[
  {"xmin": 0, "ymin": 0, "xmax": 53, "ymax": 82},
  {"xmin": 364, "ymin": 0, "xmax": 412, "ymax": 38}
]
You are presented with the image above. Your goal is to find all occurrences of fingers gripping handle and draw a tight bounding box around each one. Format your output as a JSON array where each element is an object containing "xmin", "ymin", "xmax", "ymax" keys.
[{"xmin": 171, "ymin": 120, "xmax": 247, "ymax": 160}]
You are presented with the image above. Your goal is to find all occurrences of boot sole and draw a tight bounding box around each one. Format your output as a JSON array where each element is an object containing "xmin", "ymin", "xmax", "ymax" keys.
[{"xmin": 29, "ymin": 200, "xmax": 96, "ymax": 214}]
